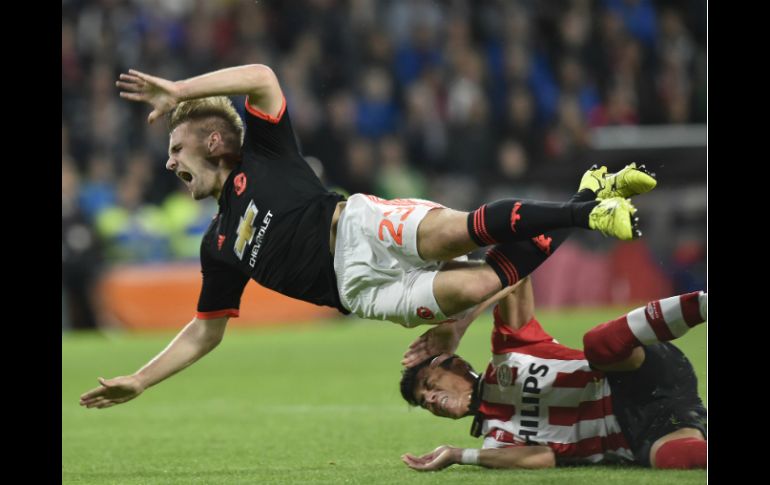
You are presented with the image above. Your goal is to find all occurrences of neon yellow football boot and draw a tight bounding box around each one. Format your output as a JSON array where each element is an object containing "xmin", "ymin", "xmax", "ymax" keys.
[
  {"xmin": 578, "ymin": 165, "xmax": 609, "ymax": 194},
  {"xmin": 588, "ymin": 197, "xmax": 640, "ymax": 241},
  {"xmin": 579, "ymin": 163, "xmax": 657, "ymax": 199}
]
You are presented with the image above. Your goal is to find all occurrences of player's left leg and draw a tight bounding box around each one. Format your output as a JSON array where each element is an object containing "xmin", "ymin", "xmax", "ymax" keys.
[
  {"xmin": 482, "ymin": 182, "xmax": 600, "ymax": 287},
  {"xmin": 649, "ymin": 428, "xmax": 706, "ymax": 469},
  {"xmin": 604, "ymin": 342, "xmax": 707, "ymax": 469},
  {"xmin": 583, "ymin": 291, "xmax": 707, "ymax": 370},
  {"xmin": 426, "ymin": 187, "xmax": 595, "ymax": 311},
  {"xmin": 416, "ymin": 197, "xmax": 638, "ymax": 262},
  {"xmin": 580, "ymin": 163, "xmax": 657, "ymax": 200},
  {"xmin": 416, "ymin": 162, "xmax": 655, "ymax": 262}
]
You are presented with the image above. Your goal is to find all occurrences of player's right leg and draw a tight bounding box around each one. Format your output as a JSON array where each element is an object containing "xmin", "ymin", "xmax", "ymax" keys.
[
  {"xmin": 475, "ymin": 184, "xmax": 597, "ymax": 288},
  {"xmin": 431, "ymin": 225, "xmax": 575, "ymax": 317},
  {"xmin": 582, "ymin": 292, "xmax": 707, "ymax": 370},
  {"xmin": 346, "ymin": 230, "xmax": 575, "ymax": 327},
  {"xmin": 432, "ymin": 261, "xmax": 502, "ymax": 317}
]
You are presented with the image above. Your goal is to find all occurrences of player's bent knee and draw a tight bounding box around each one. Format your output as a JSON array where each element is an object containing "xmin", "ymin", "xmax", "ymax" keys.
[
  {"xmin": 582, "ymin": 322, "xmax": 638, "ymax": 368},
  {"xmin": 417, "ymin": 209, "xmax": 474, "ymax": 260},
  {"xmin": 433, "ymin": 263, "xmax": 501, "ymax": 316},
  {"xmin": 461, "ymin": 273, "xmax": 502, "ymax": 305},
  {"xmin": 652, "ymin": 437, "xmax": 706, "ymax": 469},
  {"xmin": 583, "ymin": 324, "xmax": 619, "ymax": 366}
]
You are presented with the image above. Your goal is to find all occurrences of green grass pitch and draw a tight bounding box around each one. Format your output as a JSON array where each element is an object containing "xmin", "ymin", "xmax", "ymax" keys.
[{"xmin": 62, "ymin": 308, "xmax": 707, "ymax": 484}]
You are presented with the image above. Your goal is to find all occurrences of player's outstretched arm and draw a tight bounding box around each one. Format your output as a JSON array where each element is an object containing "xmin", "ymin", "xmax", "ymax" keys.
[
  {"xmin": 402, "ymin": 444, "xmax": 555, "ymax": 471},
  {"xmin": 79, "ymin": 316, "xmax": 228, "ymax": 409},
  {"xmin": 116, "ymin": 64, "xmax": 282, "ymax": 124}
]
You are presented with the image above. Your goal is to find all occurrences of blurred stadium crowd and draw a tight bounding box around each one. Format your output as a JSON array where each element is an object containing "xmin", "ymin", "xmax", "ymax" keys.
[{"xmin": 62, "ymin": 0, "xmax": 706, "ymax": 329}]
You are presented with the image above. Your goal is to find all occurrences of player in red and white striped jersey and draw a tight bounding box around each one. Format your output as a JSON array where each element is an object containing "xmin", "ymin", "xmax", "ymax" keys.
[{"xmin": 400, "ymin": 277, "xmax": 707, "ymax": 471}]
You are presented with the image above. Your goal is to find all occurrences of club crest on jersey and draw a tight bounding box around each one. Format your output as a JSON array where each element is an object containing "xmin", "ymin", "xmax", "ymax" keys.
[
  {"xmin": 496, "ymin": 364, "xmax": 513, "ymax": 387},
  {"xmin": 646, "ymin": 302, "xmax": 661, "ymax": 321},
  {"xmin": 234, "ymin": 173, "xmax": 247, "ymax": 196},
  {"xmin": 416, "ymin": 307, "xmax": 435, "ymax": 320}
]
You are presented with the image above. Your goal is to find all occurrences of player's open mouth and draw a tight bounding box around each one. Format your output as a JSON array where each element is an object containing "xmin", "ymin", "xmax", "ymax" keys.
[{"xmin": 178, "ymin": 171, "xmax": 193, "ymax": 183}]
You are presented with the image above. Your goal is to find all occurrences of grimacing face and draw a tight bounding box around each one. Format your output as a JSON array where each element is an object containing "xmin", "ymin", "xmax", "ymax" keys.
[
  {"xmin": 412, "ymin": 358, "xmax": 475, "ymax": 419},
  {"xmin": 166, "ymin": 122, "xmax": 222, "ymax": 200}
]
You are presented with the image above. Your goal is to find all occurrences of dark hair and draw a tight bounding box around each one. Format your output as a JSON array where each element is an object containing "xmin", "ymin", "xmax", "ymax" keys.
[
  {"xmin": 399, "ymin": 355, "xmax": 462, "ymax": 406},
  {"xmin": 399, "ymin": 356, "xmax": 438, "ymax": 406}
]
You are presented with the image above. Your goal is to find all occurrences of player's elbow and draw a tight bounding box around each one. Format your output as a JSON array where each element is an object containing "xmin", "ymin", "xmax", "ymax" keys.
[
  {"xmin": 203, "ymin": 331, "xmax": 224, "ymax": 350},
  {"xmin": 530, "ymin": 452, "xmax": 556, "ymax": 469},
  {"xmin": 245, "ymin": 64, "xmax": 279, "ymax": 89},
  {"xmin": 510, "ymin": 448, "xmax": 556, "ymax": 469},
  {"xmin": 494, "ymin": 447, "xmax": 556, "ymax": 469},
  {"xmin": 192, "ymin": 317, "xmax": 227, "ymax": 350}
]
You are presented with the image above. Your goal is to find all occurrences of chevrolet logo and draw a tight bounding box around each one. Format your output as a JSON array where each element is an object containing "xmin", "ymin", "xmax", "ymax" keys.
[{"xmin": 234, "ymin": 200, "xmax": 259, "ymax": 259}]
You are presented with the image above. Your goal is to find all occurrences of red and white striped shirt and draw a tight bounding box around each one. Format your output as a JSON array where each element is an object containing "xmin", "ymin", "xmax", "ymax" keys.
[{"xmin": 476, "ymin": 308, "xmax": 634, "ymax": 464}]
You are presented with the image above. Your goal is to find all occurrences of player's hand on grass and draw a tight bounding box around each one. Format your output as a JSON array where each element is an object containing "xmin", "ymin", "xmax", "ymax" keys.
[
  {"xmin": 402, "ymin": 320, "xmax": 460, "ymax": 368},
  {"xmin": 116, "ymin": 69, "xmax": 180, "ymax": 124},
  {"xmin": 79, "ymin": 375, "xmax": 144, "ymax": 409},
  {"xmin": 402, "ymin": 445, "xmax": 459, "ymax": 471}
]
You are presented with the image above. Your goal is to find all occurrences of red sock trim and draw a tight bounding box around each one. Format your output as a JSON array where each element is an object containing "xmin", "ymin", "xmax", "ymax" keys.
[
  {"xmin": 486, "ymin": 249, "xmax": 519, "ymax": 287},
  {"xmin": 473, "ymin": 206, "xmax": 496, "ymax": 245},
  {"xmin": 680, "ymin": 292, "xmax": 703, "ymax": 327},
  {"xmin": 655, "ymin": 437, "xmax": 706, "ymax": 469}
]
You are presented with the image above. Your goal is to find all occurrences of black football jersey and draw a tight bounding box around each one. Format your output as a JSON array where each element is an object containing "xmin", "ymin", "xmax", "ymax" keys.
[{"xmin": 196, "ymin": 98, "xmax": 347, "ymax": 319}]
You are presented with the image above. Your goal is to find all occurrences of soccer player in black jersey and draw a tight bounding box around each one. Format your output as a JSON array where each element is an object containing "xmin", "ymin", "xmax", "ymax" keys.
[{"xmin": 80, "ymin": 64, "xmax": 655, "ymax": 410}]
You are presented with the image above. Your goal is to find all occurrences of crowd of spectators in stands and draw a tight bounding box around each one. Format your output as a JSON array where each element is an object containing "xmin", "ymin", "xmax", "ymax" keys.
[{"xmin": 62, "ymin": 0, "xmax": 706, "ymax": 327}]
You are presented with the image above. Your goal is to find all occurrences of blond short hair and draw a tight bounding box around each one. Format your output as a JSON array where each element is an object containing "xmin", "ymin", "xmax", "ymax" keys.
[{"xmin": 170, "ymin": 96, "xmax": 245, "ymax": 152}]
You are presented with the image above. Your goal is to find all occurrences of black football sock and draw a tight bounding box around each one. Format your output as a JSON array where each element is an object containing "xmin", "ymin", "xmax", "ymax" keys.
[{"xmin": 467, "ymin": 199, "xmax": 598, "ymax": 247}]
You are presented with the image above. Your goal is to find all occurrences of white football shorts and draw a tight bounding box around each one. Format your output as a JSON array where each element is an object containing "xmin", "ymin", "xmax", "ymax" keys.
[{"xmin": 333, "ymin": 193, "xmax": 466, "ymax": 328}]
